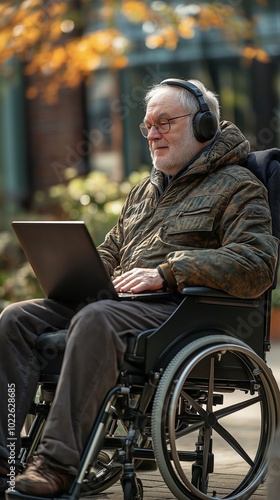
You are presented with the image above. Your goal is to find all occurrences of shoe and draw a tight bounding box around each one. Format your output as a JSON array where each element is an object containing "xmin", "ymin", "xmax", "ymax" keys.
[{"xmin": 15, "ymin": 455, "xmax": 74, "ymax": 497}]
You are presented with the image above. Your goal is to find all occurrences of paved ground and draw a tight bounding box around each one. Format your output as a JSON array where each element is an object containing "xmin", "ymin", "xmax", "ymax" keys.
[
  {"xmin": 85, "ymin": 340, "xmax": 280, "ymax": 500},
  {"xmin": 86, "ymin": 472, "xmax": 267, "ymax": 499}
]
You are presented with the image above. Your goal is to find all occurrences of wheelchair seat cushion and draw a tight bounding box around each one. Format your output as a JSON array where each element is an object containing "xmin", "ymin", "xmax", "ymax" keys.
[
  {"xmin": 35, "ymin": 329, "xmax": 68, "ymax": 353},
  {"xmin": 35, "ymin": 330, "xmax": 67, "ymax": 379},
  {"xmin": 34, "ymin": 327, "xmax": 152, "ymax": 379},
  {"xmin": 35, "ymin": 327, "xmax": 152, "ymax": 363}
]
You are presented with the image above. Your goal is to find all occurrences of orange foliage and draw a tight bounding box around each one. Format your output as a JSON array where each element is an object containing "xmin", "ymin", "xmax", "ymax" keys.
[
  {"xmin": 243, "ymin": 46, "xmax": 270, "ymax": 63},
  {"xmin": 0, "ymin": 0, "xmax": 270, "ymax": 101},
  {"xmin": 178, "ymin": 18, "xmax": 196, "ymax": 39},
  {"xmin": 121, "ymin": 0, "xmax": 151, "ymax": 23},
  {"xmin": 23, "ymin": 24, "xmax": 129, "ymax": 102},
  {"xmin": 145, "ymin": 33, "xmax": 165, "ymax": 50},
  {"xmin": 198, "ymin": 5, "xmax": 227, "ymax": 30}
]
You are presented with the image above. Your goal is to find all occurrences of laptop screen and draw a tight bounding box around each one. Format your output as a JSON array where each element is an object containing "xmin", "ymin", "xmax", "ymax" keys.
[{"xmin": 12, "ymin": 221, "xmax": 119, "ymax": 302}]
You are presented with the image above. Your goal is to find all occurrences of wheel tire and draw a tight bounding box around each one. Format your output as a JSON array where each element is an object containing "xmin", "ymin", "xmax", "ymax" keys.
[{"xmin": 123, "ymin": 477, "xmax": 143, "ymax": 500}]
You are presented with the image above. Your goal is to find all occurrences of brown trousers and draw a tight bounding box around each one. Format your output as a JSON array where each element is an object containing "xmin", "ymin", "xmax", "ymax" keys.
[{"xmin": 0, "ymin": 297, "xmax": 178, "ymax": 474}]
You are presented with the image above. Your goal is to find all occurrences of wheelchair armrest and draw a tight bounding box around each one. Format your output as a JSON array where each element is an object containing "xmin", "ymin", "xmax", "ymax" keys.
[
  {"xmin": 181, "ymin": 287, "xmax": 262, "ymax": 307},
  {"xmin": 181, "ymin": 286, "xmax": 232, "ymax": 298},
  {"xmin": 181, "ymin": 287, "xmax": 263, "ymax": 312}
]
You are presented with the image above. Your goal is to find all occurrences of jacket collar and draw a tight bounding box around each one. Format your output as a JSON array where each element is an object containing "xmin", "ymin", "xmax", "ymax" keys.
[{"xmin": 150, "ymin": 121, "xmax": 250, "ymax": 191}]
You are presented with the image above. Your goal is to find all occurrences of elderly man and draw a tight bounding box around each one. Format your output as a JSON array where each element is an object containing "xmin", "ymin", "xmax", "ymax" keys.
[{"xmin": 0, "ymin": 78, "xmax": 278, "ymax": 496}]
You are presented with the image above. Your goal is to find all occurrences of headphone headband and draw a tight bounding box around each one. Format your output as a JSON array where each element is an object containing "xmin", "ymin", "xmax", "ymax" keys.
[{"xmin": 159, "ymin": 78, "xmax": 218, "ymax": 142}]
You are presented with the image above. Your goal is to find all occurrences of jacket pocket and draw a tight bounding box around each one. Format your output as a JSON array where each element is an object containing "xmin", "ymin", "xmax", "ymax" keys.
[
  {"xmin": 168, "ymin": 213, "xmax": 214, "ymax": 234},
  {"xmin": 163, "ymin": 197, "xmax": 216, "ymax": 246}
]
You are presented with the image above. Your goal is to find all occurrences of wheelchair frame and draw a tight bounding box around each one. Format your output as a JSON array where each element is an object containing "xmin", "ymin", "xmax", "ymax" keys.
[{"xmin": 10, "ymin": 285, "xmax": 280, "ymax": 500}]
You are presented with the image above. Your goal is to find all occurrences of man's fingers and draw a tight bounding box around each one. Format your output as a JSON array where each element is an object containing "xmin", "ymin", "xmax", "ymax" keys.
[{"xmin": 113, "ymin": 268, "xmax": 164, "ymax": 292}]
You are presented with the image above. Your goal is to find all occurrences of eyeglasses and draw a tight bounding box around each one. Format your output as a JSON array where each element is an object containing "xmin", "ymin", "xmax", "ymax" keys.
[{"xmin": 139, "ymin": 113, "xmax": 192, "ymax": 138}]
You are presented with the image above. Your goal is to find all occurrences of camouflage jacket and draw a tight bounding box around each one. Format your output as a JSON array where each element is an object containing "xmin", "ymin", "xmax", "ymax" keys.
[{"xmin": 98, "ymin": 121, "xmax": 279, "ymax": 298}]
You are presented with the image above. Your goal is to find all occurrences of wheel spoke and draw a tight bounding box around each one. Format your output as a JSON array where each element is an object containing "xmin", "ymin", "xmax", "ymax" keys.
[
  {"xmin": 177, "ymin": 389, "xmax": 207, "ymax": 436},
  {"xmin": 201, "ymin": 426, "xmax": 211, "ymax": 492},
  {"xmin": 181, "ymin": 389, "xmax": 208, "ymax": 418},
  {"xmin": 215, "ymin": 395, "xmax": 262, "ymax": 420},
  {"xmin": 175, "ymin": 419, "xmax": 204, "ymax": 438},
  {"xmin": 207, "ymin": 357, "xmax": 215, "ymax": 412},
  {"xmin": 201, "ymin": 357, "xmax": 215, "ymax": 491},
  {"xmin": 214, "ymin": 421, "xmax": 254, "ymax": 467}
]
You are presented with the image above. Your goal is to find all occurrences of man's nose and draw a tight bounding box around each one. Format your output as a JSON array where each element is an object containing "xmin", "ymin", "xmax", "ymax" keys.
[{"xmin": 147, "ymin": 125, "xmax": 162, "ymax": 139}]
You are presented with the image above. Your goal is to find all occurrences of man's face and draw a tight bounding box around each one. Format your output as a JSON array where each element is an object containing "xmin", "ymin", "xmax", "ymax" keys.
[{"xmin": 144, "ymin": 87, "xmax": 202, "ymax": 176}]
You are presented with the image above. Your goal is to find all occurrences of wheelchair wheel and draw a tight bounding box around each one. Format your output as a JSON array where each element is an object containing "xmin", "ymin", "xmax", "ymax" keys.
[
  {"xmin": 152, "ymin": 334, "xmax": 280, "ymax": 500},
  {"xmin": 123, "ymin": 477, "xmax": 143, "ymax": 500}
]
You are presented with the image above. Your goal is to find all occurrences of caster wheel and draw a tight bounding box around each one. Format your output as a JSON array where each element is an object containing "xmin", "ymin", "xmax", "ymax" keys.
[
  {"xmin": 192, "ymin": 465, "xmax": 202, "ymax": 489},
  {"xmin": 123, "ymin": 477, "xmax": 143, "ymax": 500}
]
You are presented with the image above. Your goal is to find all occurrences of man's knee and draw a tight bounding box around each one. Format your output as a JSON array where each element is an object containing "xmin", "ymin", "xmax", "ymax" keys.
[
  {"xmin": 0, "ymin": 300, "xmax": 44, "ymax": 346},
  {"xmin": 68, "ymin": 301, "xmax": 127, "ymax": 357},
  {"xmin": 69, "ymin": 301, "xmax": 111, "ymax": 336},
  {"xmin": 0, "ymin": 301, "xmax": 28, "ymax": 336}
]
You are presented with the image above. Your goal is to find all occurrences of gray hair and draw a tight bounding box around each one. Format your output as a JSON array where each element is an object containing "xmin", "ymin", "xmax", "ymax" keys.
[{"xmin": 144, "ymin": 79, "xmax": 220, "ymax": 123}]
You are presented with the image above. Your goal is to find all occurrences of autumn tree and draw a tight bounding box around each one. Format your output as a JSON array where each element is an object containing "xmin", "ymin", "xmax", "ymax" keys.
[{"xmin": 0, "ymin": 0, "xmax": 270, "ymax": 101}]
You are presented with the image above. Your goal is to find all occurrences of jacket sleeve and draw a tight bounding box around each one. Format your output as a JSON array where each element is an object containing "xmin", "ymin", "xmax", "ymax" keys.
[
  {"xmin": 97, "ymin": 223, "xmax": 123, "ymax": 276},
  {"xmin": 97, "ymin": 194, "xmax": 130, "ymax": 276},
  {"xmin": 164, "ymin": 179, "xmax": 279, "ymax": 298}
]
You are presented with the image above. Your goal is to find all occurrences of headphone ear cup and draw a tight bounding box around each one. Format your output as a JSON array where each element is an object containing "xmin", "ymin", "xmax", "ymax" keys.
[{"xmin": 192, "ymin": 111, "xmax": 218, "ymax": 142}]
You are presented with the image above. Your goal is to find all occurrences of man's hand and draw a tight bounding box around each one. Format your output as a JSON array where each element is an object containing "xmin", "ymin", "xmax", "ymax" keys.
[{"xmin": 113, "ymin": 268, "xmax": 165, "ymax": 293}]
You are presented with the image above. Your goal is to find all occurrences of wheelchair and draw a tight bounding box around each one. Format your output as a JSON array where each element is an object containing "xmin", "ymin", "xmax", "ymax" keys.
[{"xmin": 6, "ymin": 148, "xmax": 280, "ymax": 500}]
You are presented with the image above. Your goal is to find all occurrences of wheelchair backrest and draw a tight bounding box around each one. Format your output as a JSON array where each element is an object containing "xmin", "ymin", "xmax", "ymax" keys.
[{"xmin": 244, "ymin": 148, "xmax": 280, "ymax": 288}]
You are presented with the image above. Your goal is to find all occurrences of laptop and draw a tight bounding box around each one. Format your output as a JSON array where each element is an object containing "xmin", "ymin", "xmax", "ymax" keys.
[{"xmin": 12, "ymin": 221, "xmax": 171, "ymax": 302}]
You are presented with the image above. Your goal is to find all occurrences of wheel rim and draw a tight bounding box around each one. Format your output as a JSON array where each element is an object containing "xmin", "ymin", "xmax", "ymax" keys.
[{"xmin": 152, "ymin": 336, "xmax": 280, "ymax": 500}]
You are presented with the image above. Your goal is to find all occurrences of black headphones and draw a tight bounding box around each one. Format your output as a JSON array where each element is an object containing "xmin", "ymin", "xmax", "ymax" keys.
[{"xmin": 160, "ymin": 78, "xmax": 218, "ymax": 143}]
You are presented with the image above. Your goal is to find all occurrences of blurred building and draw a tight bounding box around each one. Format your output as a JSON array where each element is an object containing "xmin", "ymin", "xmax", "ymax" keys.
[{"xmin": 0, "ymin": 0, "xmax": 279, "ymax": 216}]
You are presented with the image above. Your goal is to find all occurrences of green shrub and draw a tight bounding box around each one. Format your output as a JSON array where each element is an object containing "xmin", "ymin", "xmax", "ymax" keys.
[
  {"xmin": 0, "ymin": 167, "xmax": 150, "ymax": 308},
  {"xmin": 33, "ymin": 168, "xmax": 150, "ymax": 244}
]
